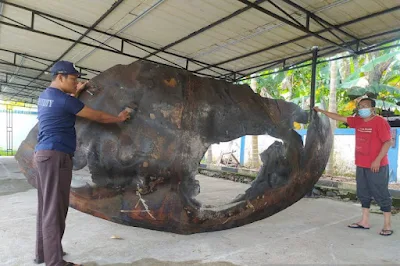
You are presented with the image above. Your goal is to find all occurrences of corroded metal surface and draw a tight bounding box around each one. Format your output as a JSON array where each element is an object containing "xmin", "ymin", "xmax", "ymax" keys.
[{"xmin": 15, "ymin": 60, "xmax": 333, "ymax": 234}]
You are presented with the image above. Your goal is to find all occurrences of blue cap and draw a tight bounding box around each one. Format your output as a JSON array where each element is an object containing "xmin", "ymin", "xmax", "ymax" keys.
[{"xmin": 50, "ymin": 60, "xmax": 86, "ymax": 76}]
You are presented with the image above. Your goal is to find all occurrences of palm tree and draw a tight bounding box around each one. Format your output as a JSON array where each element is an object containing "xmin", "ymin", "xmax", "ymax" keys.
[
  {"xmin": 250, "ymin": 77, "xmax": 260, "ymax": 169},
  {"xmin": 326, "ymin": 60, "xmax": 338, "ymax": 175}
]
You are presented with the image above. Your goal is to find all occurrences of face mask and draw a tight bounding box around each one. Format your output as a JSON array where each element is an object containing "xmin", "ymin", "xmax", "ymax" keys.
[{"xmin": 358, "ymin": 108, "xmax": 372, "ymax": 118}]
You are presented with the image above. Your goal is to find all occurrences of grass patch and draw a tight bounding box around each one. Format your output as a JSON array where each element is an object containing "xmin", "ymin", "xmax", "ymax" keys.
[{"xmin": 0, "ymin": 150, "xmax": 17, "ymax": 156}]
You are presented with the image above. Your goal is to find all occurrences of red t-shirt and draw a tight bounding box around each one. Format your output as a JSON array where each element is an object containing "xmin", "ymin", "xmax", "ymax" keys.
[{"xmin": 347, "ymin": 116, "xmax": 391, "ymax": 168}]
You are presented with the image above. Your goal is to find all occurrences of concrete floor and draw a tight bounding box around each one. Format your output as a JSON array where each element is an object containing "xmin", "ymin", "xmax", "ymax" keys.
[{"xmin": 0, "ymin": 157, "xmax": 399, "ymax": 266}]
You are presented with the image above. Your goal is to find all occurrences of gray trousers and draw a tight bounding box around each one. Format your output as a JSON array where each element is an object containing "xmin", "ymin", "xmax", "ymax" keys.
[
  {"xmin": 34, "ymin": 150, "xmax": 72, "ymax": 266},
  {"xmin": 356, "ymin": 165, "xmax": 392, "ymax": 212}
]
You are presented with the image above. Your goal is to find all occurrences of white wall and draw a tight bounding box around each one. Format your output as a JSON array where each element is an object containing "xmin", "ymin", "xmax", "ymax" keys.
[
  {"xmin": 207, "ymin": 135, "xmax": 281, "ymax": 167},
  {"xmin": 0, "ymin": 105, "xmax": 38, "ymax": 151},
  {"xmin": 330, "ymin": 135, "xmax": 356, "ymax": 175},
  {"xmin": 207, "ymin": 133, "xmax": 357, "ymax": 175}
]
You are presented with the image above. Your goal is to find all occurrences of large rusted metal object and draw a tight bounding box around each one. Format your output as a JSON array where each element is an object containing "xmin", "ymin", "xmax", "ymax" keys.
[{"xmin": 15, "ymin": 60, "xmax": 333, "ymax": 234}]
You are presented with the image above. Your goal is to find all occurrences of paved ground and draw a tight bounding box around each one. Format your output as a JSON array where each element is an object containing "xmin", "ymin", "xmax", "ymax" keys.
[{"xmin": 0, "ymin": 157, "xmax": 399, "ymax": 266}]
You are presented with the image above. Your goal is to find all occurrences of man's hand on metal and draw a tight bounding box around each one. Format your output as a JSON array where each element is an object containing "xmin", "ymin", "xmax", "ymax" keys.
[
  {"xmin": 73, "ymin": 81, "xmax": 88, "ymax": 97},
  {"xmin": 69, "ymin": 81, "xmax": 88, "ymax": 97},
  {"xmin": 118, "ymin": 109, "xmax": 131, "ymax": 122},
  {"xmin": 313, "ymin": 106, "xmax": 322, "ymax": 112}
]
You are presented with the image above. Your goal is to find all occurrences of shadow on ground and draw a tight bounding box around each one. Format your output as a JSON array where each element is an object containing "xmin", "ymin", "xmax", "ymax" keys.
[
  {"xmin": 82, "ymin": 259, "xmax": 238, "ymax": 266},
  {"xmin": 0, "ymin": 179, "xmax": 32, "ymax": 196}
]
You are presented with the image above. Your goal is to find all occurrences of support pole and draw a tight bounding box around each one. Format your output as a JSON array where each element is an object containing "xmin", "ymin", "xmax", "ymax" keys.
[
  {"xmin": 6, "ymin": 104, "xmax": 13, "ymax": 155},
  {"xmin": 240, "ymin": 136, "xmax": 246, "ymax": 165},
  {"xmin": 306, "ymin": 46, "xmax": 318, "ymax": 197},
  {"xmin": 310, "ymin": 46, "xmax": 318, "ymax": 119}
]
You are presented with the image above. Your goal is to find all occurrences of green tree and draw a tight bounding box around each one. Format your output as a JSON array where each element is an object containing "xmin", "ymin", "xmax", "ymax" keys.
[{"xmin": 340, "ymin": 47, "xmax": 400, "ymax": 113}]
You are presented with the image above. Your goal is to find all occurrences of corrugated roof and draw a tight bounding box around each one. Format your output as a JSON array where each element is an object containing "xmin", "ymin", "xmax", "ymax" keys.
[{"xmin": 0, "ymin": 0, "xmax": 399, "ymax": 103}]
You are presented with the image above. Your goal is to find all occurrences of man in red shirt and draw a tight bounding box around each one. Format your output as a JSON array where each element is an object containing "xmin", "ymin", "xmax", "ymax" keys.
[{"xmin": 314, "ymin": 98, "xmax": 393, "ymax": 236}]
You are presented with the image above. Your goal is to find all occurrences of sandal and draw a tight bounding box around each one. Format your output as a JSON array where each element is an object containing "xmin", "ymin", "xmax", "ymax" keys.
[
  {"xmin": 379, "ymin": 229, "xmax": 393, "ymax": 236},
  {"xmin": 347, "ymin": 223, "xmax": 370, "ymax": 229},
  {"xmin": 64, "ymin": 263, "xmax": 82, "ymax": 266},
  {"xmin": 33, "ymin": 258, "xmax": 43, "ymax": 264}
]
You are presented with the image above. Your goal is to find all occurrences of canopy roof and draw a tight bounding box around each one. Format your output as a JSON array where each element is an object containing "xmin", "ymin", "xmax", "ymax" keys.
[{"xmin": 0, "ymin": 0, "xmax": 399, "ymax": 104}]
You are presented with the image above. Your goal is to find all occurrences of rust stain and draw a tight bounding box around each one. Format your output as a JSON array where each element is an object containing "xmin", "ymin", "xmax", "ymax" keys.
[
  {"xmin": 150, "ymin": 136, "xmax": 166, "ymax": 160},
  {"xmin": 163, "ymin": 78, "xmax": 177, "ymax": 87},
  {"xmin": 160, "ymin": 103, "xmax": 183, "ymax": 129}
]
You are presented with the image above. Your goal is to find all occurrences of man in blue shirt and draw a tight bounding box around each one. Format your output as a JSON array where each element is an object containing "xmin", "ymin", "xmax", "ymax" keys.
[{"xmin": 34, "ymin": 61, "xmax": 130, "ymax": 266}]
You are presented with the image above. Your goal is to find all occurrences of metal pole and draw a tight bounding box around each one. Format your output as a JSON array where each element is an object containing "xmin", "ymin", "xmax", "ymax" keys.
[
  {"xmin": 305, "ymin": 46, "xmax": 319, "ymax": 197},
  {"xmin": 6, "ymin": 104, "xmax": 13, "ymax": 156},
  {"xmin": 310, "ymin": 46, "xmax": 318, "ymax": 116},
  {"xmin": 240, "ymin": 136, "xmax": 246, "ymax": 166}
]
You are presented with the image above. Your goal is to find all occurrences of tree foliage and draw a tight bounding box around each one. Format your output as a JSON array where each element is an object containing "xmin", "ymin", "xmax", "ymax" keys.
[{"xmin": 242, "ymin": 41, "xmax": 400, "ymax": 128}]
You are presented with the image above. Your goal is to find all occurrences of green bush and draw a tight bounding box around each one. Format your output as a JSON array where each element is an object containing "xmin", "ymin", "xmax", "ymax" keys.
[{"xmin": 0, "ymin": 149, "xmax": 17, "ymax": 156}]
